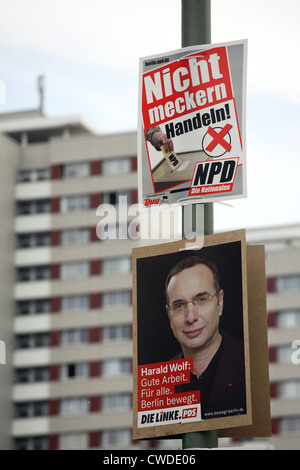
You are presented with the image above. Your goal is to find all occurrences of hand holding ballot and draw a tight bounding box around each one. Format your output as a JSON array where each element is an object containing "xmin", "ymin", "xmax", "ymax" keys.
[{"xmin": 145, "ymin": 126, "xmax": 174, "ymax": 153}]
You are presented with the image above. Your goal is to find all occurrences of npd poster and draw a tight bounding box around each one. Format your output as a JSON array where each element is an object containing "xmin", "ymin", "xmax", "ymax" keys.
[{"xmin": 138, "ymin": 40, "xmax": 247, "ymax": 207}]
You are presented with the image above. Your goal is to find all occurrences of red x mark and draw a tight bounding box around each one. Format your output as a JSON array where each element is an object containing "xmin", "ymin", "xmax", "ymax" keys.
[{"xmin": 205, "ymin": 124, "xmax": 233, "ymax": 153}]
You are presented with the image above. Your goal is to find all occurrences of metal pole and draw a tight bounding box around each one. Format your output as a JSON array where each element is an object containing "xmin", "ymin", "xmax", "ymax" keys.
[
  {"xmin": 181, "ymin": 0, "xmax": 218, "ymax": 449},
  {"xmin": 181, "ymin": 0, "xmax": 213, "ymax": 237}
]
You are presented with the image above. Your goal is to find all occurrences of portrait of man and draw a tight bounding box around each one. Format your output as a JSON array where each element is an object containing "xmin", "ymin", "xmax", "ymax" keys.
[
  {"xmin": 165, "ymin": 255, "xmax": 246, "ymax": 420},
  {"xmin": 135, "ymin": 239, "xmax": 247, "ymax": 422}
]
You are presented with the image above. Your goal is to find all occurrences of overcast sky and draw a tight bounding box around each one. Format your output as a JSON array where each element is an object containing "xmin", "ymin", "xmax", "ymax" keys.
[{"xmin": 0, "ymin": 0, "xmax": 299, "ymax": 233}]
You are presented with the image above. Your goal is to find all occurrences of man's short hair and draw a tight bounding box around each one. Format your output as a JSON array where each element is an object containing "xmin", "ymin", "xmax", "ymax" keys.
[{"xmin": 165, "ymin": 255, "xmax": 221, "ymax": 305}]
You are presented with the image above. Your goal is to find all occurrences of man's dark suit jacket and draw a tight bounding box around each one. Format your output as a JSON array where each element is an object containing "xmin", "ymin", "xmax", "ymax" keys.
[{"xmin": 172, "ymin": 330, "xmax": 246, "ymax": 419}]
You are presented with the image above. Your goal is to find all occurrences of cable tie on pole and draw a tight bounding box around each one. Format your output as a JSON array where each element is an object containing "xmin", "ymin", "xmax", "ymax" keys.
[
  {"xmin": 178, "ymin": 245, "xmax": 202, "ymax": 251},
  {"xmin": 177, "ymin": 54, "xmax": 205, "ymax": 61},
  {"xmin": 178, "ymin": 235, "xmax": 204, "ymax": 251}
]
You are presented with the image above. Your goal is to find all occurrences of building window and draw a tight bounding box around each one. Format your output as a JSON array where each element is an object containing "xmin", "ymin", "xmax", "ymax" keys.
[
  {"xmin": 16, "ymin": 301, "xmax": 31, "ymax": 316},
  {"xmin": 62, "ymin": 162, "xmax": 89, "ymax": 179},
  {"xmin": 280, "ymin": 417, "xmax": 300, "ymax": 434},
  {"xmin": 15, "ymin": 368, "xmax": 30, "ymax": 383},
  {"xmin": 276, "ymin": 275, "xmax": 300, "ymax": 292},
  {"xmin": 18, "ymin": 168, "xmax": 50, "ymax": 183},
  {"xmin": 102, "ymin": 157, "xmax": 131, "ymax": 176},
  {"xmin": 61, "ymin": 261, "xmax": 89, "ymax": 279},
  {"xmin": 16, "ymin": 335, "xmax": 31, "ymax": 349},
  {"xmin": 60, "ymin": 329, "xmax": 88, "ymax": 346},
  {"xmin": 102, "ymin": 291, "xmax": 131, "ymax": 308},
  {"xmin": 15, "ymin": 401, "xmax": 49, "ymax": 418},
  {"xmin": 17, "ymin": 234, "xmax": 31, "ymax": 248},
  {"xmin": 17, "ymin": 199, "xmax": 50, "ymax": 215},
  {"xmin": 60, "ymin": 397, "xmax": 89, "ymax": 415},
  {"xmin": 15, "ymin": 367, "xmax": 49, "ymax": 384},
  {"xmin": 36, "ymin": 232, "xmax": 50, "ymax": 246},
  {"xmin": 16, "ymin": 333, "xmax": 49, "ymax": 349},
  {"xmin": 61, "ymin": 228, "xmax": 90, "ymax": 245},
  {"xmin": 17, "ymin": 268, "xmax": 31, "ymax": 282},
  {"xmin": 36, "ymin": 168, "xmax": 50, "ymax": 181},
  {"xmin": 17, "ymin": 201, "xmax": 31, "ymax": 215},
  {"xmin": 277, "ymin": 310, "xmax": 300, "ymax": 328},
  {"xmin": 102, "ymin": 429, "xmax": 131, "ymax": 447},
  {"xmin": 37, "ymin": 299, "xmax": 50, "ymax": 313},
  {"xmin": 60, "ymin": 195, "xmax": 89, "ymax": 213},
  {"xmin": 36, "ymin": 200, "xmax": 50, "ymax": 213},
  {"xmin": 15, "ymin": 436, "xmax": 48, "ymax": 450},
  {"xmin": 277, "ymin": 345, "xmax": 294, "ymax": 363},
  {"xmin": 18, "ymin": 170, "xmax": 31, "ymax": 183},
  {"xmin": 102, "ymin": 393, "xmax": 131, "ymax": 412},
  {"xmin": 102, "ymin": 257, "xmax": 131, "ymax": 274},
  {"xmin": 61, "ymin": 294, "xmax": 89, "ymax": 312},
  {"xmin": 102, "ymin": 325, "xmax": 131, "ymax": 343},
  {"xmin": 33, "ymin": 367, "xmax": 49, "ymax": 382},
  {"xmin": 60, "ymin": 362, "xmax": 88, "ymax": 380},
  {"xmin": 16, "ymin": 299, "xmax": 50, "ymax": 316},
  {"xmin": 17, "ymin": 232, "xmax": 50, "ymax": 249},
  {"xmin": 17, "ymin": 265, "xmax": 50, "ymax": 282},
  {"xmin": 102, "ymin": 190, "xmax": 130, "ymax": 206},
  {"xmin": 15, "ymin": 403, "xmax": 30, "ymax": 418},
  {"xmin": 102, "ymin": 359, "xmax": 131, "ymax": 377},
  {"xmin": 278, "ymin": 380, "xmax": 300, "ymax": 399}
]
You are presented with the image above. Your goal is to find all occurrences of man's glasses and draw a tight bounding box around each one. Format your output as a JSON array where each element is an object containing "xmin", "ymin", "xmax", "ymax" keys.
[{"xmin": 169, "ymin": 292, "xmax": 219, "ymax": 314}]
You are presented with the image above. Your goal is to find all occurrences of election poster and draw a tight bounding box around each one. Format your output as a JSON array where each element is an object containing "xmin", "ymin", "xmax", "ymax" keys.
[
  {"xmin": 132, "ymin": 230, "xmax": 271, "ymax": 440},
  {"xmin": 132, "ymin": 230, "xmax": 252, "ymax": 439},
  {"xmin": 137, "ymin": 40, "xmax": 247, "ymax": 208}
]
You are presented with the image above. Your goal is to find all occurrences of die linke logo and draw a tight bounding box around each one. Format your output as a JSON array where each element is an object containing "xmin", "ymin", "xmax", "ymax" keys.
[{"xmin": 189, "ymin": 157, "xmax": 239, "ymax": 196}]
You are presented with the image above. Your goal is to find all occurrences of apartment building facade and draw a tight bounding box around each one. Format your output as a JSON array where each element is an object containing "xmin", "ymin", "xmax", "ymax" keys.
[
  {"xmin": 0, "ymin": 110, "xmax": 141, "ymax": 450},
  {"xmin": 0, "ymin": 109, "xmax": 299, "ymax": 450},
  {"xmin": 246, "ymin": 225, "xmax": 300, "ymax": 450}
]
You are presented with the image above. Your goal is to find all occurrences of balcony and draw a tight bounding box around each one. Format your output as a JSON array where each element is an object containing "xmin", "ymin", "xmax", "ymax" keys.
[
  {"xmin": 14, "ymin": 314, "xmax": 51, "ymax": 334},
  {"xmin": 12, "ymin": 417, "xmax": 49, "ymax": 437},
  {"xmin": 13, "ymin": 347, "xmax": 50, "ymax": 368},
  {"xmin": 15, "ymin": 247, "xmax": 51, "ymax": 267},
  {"xmin": 14, "ymin": 280, "xmax": 51, "ymax": 300},
  {"xmin": 15, "ymin": 214, "xmax": 51, "ymax": 233},
  {"xmin": 15, "ymin": 181, "xmax": 51, "ymax": 200}
]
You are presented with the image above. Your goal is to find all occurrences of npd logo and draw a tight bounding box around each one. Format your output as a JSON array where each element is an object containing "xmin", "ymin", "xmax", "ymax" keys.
[{"xmin": 189, "ymin": 157, "xmax": 239, "ymax": 196}]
